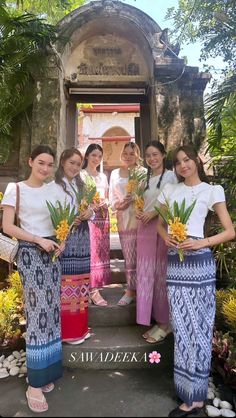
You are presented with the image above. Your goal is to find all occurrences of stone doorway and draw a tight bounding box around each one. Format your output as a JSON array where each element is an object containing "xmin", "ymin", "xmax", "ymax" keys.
[{"xmin": 2, "ymin": 0, "xmax": 210, "ymax": 184}]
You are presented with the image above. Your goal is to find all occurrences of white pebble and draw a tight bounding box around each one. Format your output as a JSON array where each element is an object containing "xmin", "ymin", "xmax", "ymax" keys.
[
  {"xmin": 213, "ymin": 398, "xmax": 221, "ymax": 408},
  {"xmin": 7, "ymin": 355, "xmax": 14, "ymax": 362},
  {"xmin": 206, "ymin": 405, "xmax": 221, "ymax": 417},
  {"xmin": 0, "ymin": 355, "xmax": 5, "ymax": 362},
  {"xmin": 19, "ymin": 366, "xmax": 27, "ymax": 374},
  {"xmin": 220, "ymin": 402, "xmax": 233, "ymax": 410},
  {"xmin": 207, "ymin": 390, "xmax": 215, "ymax": 400},
  {"xmin": 0, "ymin": 363, "xmax": 2, "ymax": 368},
  {"xmin": 13, "ymin": 351, "xmax": 21, "ymax": 359},
  {"xmin": 18, "ymin": 374, "xmax": 24, "ymax": 378},
  {"xmin": 220, "ymin": 409, "xmax": 236, "ymax": 418},
  {"xmin": 3, "ymin": 360, "xmax": 10, "ymax": 368},
  {"xmin": 9, "ymin": 366, "xmax": 20, "ymax": 376},
  {"xmin": 0, "ymin": 370, "xmax": 9, "ymax": 378}
]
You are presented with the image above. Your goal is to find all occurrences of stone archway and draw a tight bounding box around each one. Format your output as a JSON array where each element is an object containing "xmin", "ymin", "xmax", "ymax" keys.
[{"xmin": 27, "ymin": 0, "xmax": 210, "ymax": 175}]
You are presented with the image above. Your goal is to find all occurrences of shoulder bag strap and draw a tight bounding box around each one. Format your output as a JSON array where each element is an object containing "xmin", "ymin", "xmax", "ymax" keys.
[{"xmin": 15, "ymin": 183, "xmax": 20, "ymax": 227}]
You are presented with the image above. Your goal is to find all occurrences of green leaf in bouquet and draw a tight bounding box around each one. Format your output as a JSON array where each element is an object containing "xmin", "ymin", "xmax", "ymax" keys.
[
  {"xmin": 173, "ymin": 201, "xmax": 179, "ymax": 218},
  {"xmin": 179, "ymin": 198, "xmax": 186, "ymax": 220},
  {"xmin": 182, "ymin": 199, "xmax": 197, "ymax": 224}
]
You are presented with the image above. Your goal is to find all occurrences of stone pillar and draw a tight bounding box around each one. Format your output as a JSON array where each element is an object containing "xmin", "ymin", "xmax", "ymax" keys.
[{"xmin": 31, "ymin": 77, "xmax": 61, "ymax": 153}]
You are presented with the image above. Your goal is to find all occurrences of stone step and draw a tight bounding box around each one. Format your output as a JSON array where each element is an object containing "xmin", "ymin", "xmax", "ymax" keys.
[
  {"xmin": 110, "ymin": 258, "xmax": 126, "ymax": 284},
  {"xmin": 110, "ymin": 248, "xmax": 123, "ymax": 260},
  {"xmin": 89, "ymin": 285, "xmax": 136, "ymax": 327},
  {"xmin": 63, "ymin": 325, "xmax": 174, "ymax": 370}
]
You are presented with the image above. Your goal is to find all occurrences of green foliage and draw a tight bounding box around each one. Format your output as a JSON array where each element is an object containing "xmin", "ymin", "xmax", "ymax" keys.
[
  {"xmin": 212, "ymin": 330, "xmax": 236, "ymax": 389},
  {"xmin": 0, "ymin": 287, "xmax": 22, "ymax": 345},
  {"xmin": 165, "ymin": 0, "xmax": 236, "ymax": 70},
  {"xmin": 0, "ymin": 5, "xmax": 58, "ymax": 163},
  {"xmin": 5, "ymin": 0, "xmax": 86, "ymax": 24}
]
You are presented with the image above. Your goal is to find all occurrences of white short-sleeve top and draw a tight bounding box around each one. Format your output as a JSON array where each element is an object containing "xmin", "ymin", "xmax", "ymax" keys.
[
  {"xmin": 144, "ymin": 171, "xmax": 177, "ymax": 211},
  {"xmin": 81, "ymin": 170, "xmax": 108, "ymax": 199},
  {"xmin": 109, "ymin": 167, "xmax": 147, "ymax": 230},
  {"xmin": 157, "ymin": 182, "xmax": 225, "ymax": 238},
  {"xmin": 2, "ymin": 181, "xmax": 60, "ymax": 237}
]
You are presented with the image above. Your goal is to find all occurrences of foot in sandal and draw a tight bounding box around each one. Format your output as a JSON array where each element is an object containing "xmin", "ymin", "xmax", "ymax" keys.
[
  {"xmin": 90, "ymin": 290, "xmax": 108, "ymax": 306},
  {"xmin": 146, "ymin": 326, "xmax": 172, "ymax": 344},
  {"xmin": 42, "ymin": 382, "xmax": 55, "ymax": 393},
  {"xmin": 142, "ymin": 324, "xmax": 159, "ymax": 340},
  {"xmin": 117, "ymin": 291, "xmax": 135, "ymax": 306},
  {"xmin": 26, "ymin": 387, "xmax": 48, "ymax": 413}
]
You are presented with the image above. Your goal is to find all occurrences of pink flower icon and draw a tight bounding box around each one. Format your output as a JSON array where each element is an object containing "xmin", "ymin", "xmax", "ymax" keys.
[{"xmin": 149, "ymin": 351, "xmax": 161, "ymax": 364}]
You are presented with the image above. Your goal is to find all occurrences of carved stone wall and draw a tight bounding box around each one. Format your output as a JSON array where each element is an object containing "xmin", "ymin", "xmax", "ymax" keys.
[{"xmin": 0, "ymin": 0, "xmax": 210, "ymax": 184}]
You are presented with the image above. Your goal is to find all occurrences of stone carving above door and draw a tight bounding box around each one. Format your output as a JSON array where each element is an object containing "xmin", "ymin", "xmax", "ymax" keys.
[{"xmin": 65, "ymin": 34, "xmax": 149, "ymax": 82}]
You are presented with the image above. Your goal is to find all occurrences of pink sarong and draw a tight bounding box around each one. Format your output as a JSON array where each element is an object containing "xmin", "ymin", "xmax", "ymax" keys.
[
  {"xmin": 136, "ymin": 218, "xmax": 169, "ymax": 325},
  {"xmin": 119, "ymin": 229, "xmax": 137, "ymax": 291},
  {"xmin": 89, "ymin": 207, "xmax": 111, "ymax": 289}
]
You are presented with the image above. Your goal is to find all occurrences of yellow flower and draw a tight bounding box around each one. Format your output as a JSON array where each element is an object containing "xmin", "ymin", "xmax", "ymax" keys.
[
  {"xmin": 55, "ymin": 219, "xmax": 70, "ymax": 242},
  {"xmin": 126, "ymin": 179, "xmax": 138, "ymax": 194},
  {"xmin": 93, "ymin": 191, "xmax": 101, "ymax": 204},
  {"xmin": 135, "ymin": 196, "xmax": 144, "ymax": 211},
  {"xmin": 78, "ymin": 199, "xmax": 89, "ymax": 213},
  {"xmin": 168, "ymin": 217, "xmax": 187, "ymax": 243},
  {"xmin": 0, "ymin": 192, "xmax": 3, "ymax": 203}
]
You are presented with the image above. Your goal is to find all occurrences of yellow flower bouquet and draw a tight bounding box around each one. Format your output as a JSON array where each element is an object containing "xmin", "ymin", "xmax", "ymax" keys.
[
  {"xmin": 155, "ymin": 197, "xmax": 196, "ymax": 262},
  {"xmin": 71, "ymin": 175, "xmax": 97, "ymax": 217},
  {"xmin": 134, "ymin": 185, "xmax": 145, "ymax": 213},
  {"xmin": 46, "ymin": 200, "xmax": 76, "ymax": 260},
  {"xmin": 126, "ymin": 167, "xmax": 146, "ymax": 195}
]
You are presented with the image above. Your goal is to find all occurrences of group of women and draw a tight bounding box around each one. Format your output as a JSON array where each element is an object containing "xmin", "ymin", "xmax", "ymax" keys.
[{"xmin": 2, "ymin": 140, "xmax": 235, "ymax": 417}]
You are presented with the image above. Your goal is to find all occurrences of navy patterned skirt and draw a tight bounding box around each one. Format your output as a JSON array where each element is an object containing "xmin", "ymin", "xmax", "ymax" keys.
[
  {"xmin": 17, "ymin": 241, "xmax": 62, "ymax": 388},
  {"xmin": 167, "ymin": 246, "xmax": 216, "ymax": 406}
]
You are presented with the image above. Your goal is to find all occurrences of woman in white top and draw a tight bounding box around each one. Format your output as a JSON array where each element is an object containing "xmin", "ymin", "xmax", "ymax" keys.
[
  {"xmin": 2, "ymin": 145, "xmax": 64, "ymax": 413},
  {"xmin": 109, "ymin": 142, "xmax": 146, "ymax": 305},
  {"xmin": 157, "ymin": 145, "xmax": 235, "ymax": 418},
  {"xmin": 81, "ymin": 144, "xmax": 111, "ymax": 306},
  {"xmin": 136, "ymin": 141, "xmax": 177, "ymax": 343},
  {"xmin": 53, "ymin": 148, "xmax": 93, "ymax": 345}
]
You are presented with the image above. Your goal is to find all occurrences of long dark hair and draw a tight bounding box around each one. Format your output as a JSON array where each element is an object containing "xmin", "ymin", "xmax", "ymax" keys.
[
  {"xmin": 172, "ymin": 145, "xmax": 209, "ymax": 183},
  {"xmin": 82, "ymin": 143, "xmax": 103, "ymax": 170},
  {"xmin": 144, "ymin": 140, "xmax": 166, "ymax": 190},
  {"xmin": 30, "ymin": 145, "xmax": 55, "ymax": 161},
  {"xmin": 55, "ymin": 148, "xmax": 84, "ymax": 196}
]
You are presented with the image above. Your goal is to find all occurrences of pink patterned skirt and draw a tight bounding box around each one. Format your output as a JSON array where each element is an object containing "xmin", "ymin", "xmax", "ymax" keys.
[
  {"xmin": 89, "ymin": 206, "xmax": 111, "ymax": 289},
  {"xmin": 136, "ymin": 218, "xmax": 169, "ymax": 325},
  {"xmin": 119, "ymin": 228, "xmax": 137, "ymax": 291}
]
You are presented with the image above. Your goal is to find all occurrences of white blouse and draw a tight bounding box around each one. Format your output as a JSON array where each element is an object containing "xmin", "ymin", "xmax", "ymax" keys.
[
  {"xmin": 158, "ymin": 182, "xmax": 226, "ymax": 238},
  {"xmin": 144, "ymin": 171, "xmax": 177, "ymax": 212},
  {"xmin": 2, "ymin": 182, "xmax": 60, "ymax": 237}
]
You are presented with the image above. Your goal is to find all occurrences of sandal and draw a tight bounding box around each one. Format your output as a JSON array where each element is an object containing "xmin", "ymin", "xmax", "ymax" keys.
[
  {"xmin": 117, "ymin": 294, "xmax": 135, "ymax": 306},
  {"xmin": 26, "ymin": 389, "xmax": 48, "ymax": 413},
  {"xmin": 146, "ymin": 327, "xmax": 172, "ymax": 344},
  {"xmin": 142, "ymin": 325, "xmax": 159, "ymax": 340},
  {"xmin": 90, "ymin": 290, "xmax": 108, "ymax": 306},
  {"xmin": 42, "ymin": 382, "xmax": 55, "ymax": 393}
]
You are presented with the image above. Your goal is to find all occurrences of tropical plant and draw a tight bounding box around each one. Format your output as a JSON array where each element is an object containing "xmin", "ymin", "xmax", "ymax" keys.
[
  {"xmin": 212, "ymin": 330, "xmax": 236, "ymax": 389},
  {"xmin": 165, "ymin": 0, "xmax": 236, "ymax": 71},
  {"xmin": 0, "ymin": 288, "xmax": 22, "ymax": 346},
  {"xmin": 0, "ymin": 2, "xmax": 58, "ymax": 163},
  {"xmin": 5, "ymin": 0, "xmax": 86, "ymax": 24}
]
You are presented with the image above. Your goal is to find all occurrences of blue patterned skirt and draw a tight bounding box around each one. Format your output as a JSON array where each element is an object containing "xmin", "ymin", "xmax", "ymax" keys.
[
  {"xmin": 167, "ymin": 246, "xmax": 216, "ymax": 406},
  {"xmin": 17, "ymin": 241, "xmax": 62, "ymax": 388}
]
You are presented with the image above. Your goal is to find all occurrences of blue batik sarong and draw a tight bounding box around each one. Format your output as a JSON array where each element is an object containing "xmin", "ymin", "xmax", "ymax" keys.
[
  {"xmin": 17, "ymin": 241, "xmax": 62, "ymax": 388},
  {"xmin": 167, "ymin": 246, "xmax": 216, "ymax": 406}
]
